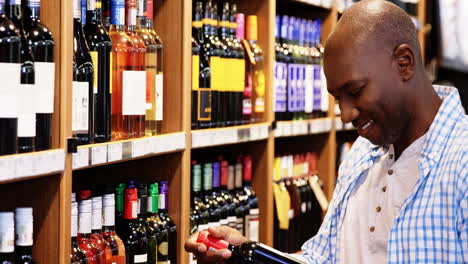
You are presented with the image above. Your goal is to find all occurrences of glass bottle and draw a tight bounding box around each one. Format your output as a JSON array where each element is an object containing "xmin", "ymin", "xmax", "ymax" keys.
[
  {"xmin": 191, "ymin": 1, "xmax": 202, "ymax": 130},
  {"xmin": 158, "ymin": 181, "xmax": 176, "ymax": 264},
  {"xmin": 23, "ymin": 0, "xmax": 55, "ymax": 151},
  {"xmin": 136, "ymin": 184, "xmax": 157, "ymax": 264},
  {"xmin": 101, "ymin": 188, "xmax": 126, "ymax": 264},
  {"xmin": 73, "ymin": 0, "xmax": 94, "ymax": 145},
  {"xmin": 0, "ymin": 0, "xmax": 21, "ymax": 155},
  {"xmin": 120, "ymin": 185, "xmax": 148, "ymax": 264},
  {"xmin": 244, "ymin": 15, "xmax": 265, "ymax": 123},
  {"xmin": 14, "ymin": 208, "xmax": 34, "ymax": 263},
  {"xmin": 229, "ymin": 4, "xmax": 245, "ymax": 126},
  {"xmin": 125, "ymin": 0, "xmax": 145, "ymax": 138},
  {"xmin": 147, "ymin": 183, "xmax": 169, "ymax": 264},
  {"xmin": 6, "ymin": 0, "xmax": 36, "ymax": 153},
  {"xmin": 71, "ymin": 197, "xmax": 89, "ymax": 263},
  {"xmin": 91, "ymin": 196, "xmax": 113, "ymax": 263},
  {"xmin": 84, "ymin": 0, "xmax": 112, "ymax": 143},
  {"xmin": 0, "ymin": 212, "xmax": 15, "ymax": 263},
  {"xmin": 77, "ymin": 199, "xmax": 101, "ymax": 264},
  {"xmin": 197, "ymin": 231, "xmax": 307, "ymax": 264},
  {"xmin": 109, "ymin": 0, "xmax": 136, "ymax": 140}
]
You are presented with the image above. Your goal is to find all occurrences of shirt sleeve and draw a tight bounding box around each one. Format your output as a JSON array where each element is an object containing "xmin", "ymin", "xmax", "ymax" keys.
[{"xmin": 458, "ymin": 162, "xmax": 468, "ymax": 263}]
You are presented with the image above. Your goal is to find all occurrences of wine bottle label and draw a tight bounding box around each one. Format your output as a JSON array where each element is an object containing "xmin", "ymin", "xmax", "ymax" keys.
[
  {"xmin": 287, "ymin": 64, "xmax": 296, "ymax": 112},
  {"xmin": 134, "ymin": 254, "xmax": 148, "ymax": 263},
  {"xmin": 0, "ymin": 225, "xmax": 14, "ymax": 253},
  {"xmin": 122, "ymin": 70, "xmax": 146, "ymax": 116},
  {"xmin": 71, "ymin": 211, "xmax": 78, "ymax": 237},
  {"xmin": 233, "ymin": 59, "xmax": 245, "ymax": 92},
  {"xmin": 158, "ymin": 193, "xmax": 166, "ymax": 210},
  {"xmin": 8, "ymin": 0, "xmax": 21, "ymax": 4},
  {"xmin": 16, "ymin": 221, "xmax": 33, "ymax": 246},
  {"xmin": 87, "ymin": 0, "xmax": 96, "ymax": 10},
  {"xmin": 35, "ymin": 62, "xmax": 55, "ymax": 114},
  {"xmin": 72, "ymin": 81, "xmax": 90, "ymax": 133},
  {"xmin": 90, "ymin": 51, "xmax": 98, "ymax": 94},
  {"xmin": 155, "ymin": 73, "xmax": 163, "ymax": 121},
  {"xmin": 157, "ymin": 241, "xmax": 168, "ymax": 256},
  {"xmin": 18, "ymin": 84, "xmax": 36, "ymax": 137},
  {"xmin": 254, "ymin": 70, "xmax": 265, "ymax": 113},
  {"xmin": 110, "ymin": 0, "xmax": 125, "ymax": 25},
  {"xmin": 73, "ymin": 0, "xmax": 81, "ymax": 18},
  {"xmin": 78, "ymin": 212, "xmax": 92, "ymax": 234},
  {"xmin": 274, "ymin": 62, "xmax": 287, "ymax": 113},
  {"xmin": 192, "ymin": 55, "xmax": 200, "ymax": 91},
  {"xmin": 312, "ymin": 65, "xmax": 322, "ymax": 111},
  {"xmin": 245, "ymin": 208, "xmax": 259, "ymax": 241},
  {"xmin": 126, "ymin": 0, "xmax": 137, "ymax": 26},
  {"xmin": 304, "ymin": 64, "xmax": 314, "ymax": 113},
  {"xmin": 197, "ymin": 86, "xmax": 211, "ymax": 121},
  {"xmin": 103, "ymin": 203, "xmax": 115, "ymax": 226},
  {"xmin": 0, "ymin": 63, "xmax": 20, "ymax": 118},
  {"xmin": 210, "ymin": 57, "xmax": 223, "ymax": 92}
]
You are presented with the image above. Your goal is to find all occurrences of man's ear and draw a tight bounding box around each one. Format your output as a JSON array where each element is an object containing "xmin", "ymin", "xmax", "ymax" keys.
[{"xmin": 393, "ymin": 44, "xmax": 415, "ymax": 81}]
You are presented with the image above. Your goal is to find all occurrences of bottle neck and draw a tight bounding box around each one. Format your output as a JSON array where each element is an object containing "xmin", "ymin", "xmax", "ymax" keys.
[
  {"xmin": 26, "ymin": 2, "xmax": 40, "ymax": 20},
  {"xmin": 102, "ymin": 225, "xmax": 116, "ymax": 233},
  {"xmin": 158, "ymin": 192, "xmax": 168, "ymax": 212},
  {"xmin": 103, "ymin": 194, "xmax": 116, "ymax": 228},
  {"xmin": 78, "ymin": 211, "xmax": 92, "ymax": 235},
  {"xmin": 110, "ymin": 0, "xmax": 125, "ymax": 26},
  {"xmin": 0, "ymin": 4, "xmax": 4, "ymax": 15},
  {"xmin": 6, "ymin": 4, "xmax": 21, "ymax": 24}
]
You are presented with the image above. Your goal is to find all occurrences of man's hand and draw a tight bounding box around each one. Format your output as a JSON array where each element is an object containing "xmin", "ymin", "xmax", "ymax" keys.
[{"xmin": 184, "ymin": 226, "xmax": 248, "ymax": 264}]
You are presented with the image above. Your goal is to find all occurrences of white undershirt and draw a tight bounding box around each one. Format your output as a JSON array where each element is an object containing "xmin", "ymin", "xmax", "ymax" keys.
[{"xmin": 339, "ymin": 133, "xmax": 427, "ymax": 264}]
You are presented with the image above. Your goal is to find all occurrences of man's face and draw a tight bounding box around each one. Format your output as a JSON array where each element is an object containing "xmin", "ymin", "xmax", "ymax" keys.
[{"xmin": 324, "ymin": 39, "xmax": 409, "ymax": 146}]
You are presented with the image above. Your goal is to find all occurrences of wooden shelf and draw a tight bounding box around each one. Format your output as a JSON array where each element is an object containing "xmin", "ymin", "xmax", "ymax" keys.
[
  {"xmin": 72, "ymin": 132, "xmax": 186, "ymax": 170},
  {"xmin": 191, "ymin": 123, "xmax": 270, "ymax": 149},
  {"xmin": 275, "ymin": 117, "xmax": 334, "ymax": 138},
  {"xmin": 0, "ymin": 149, "xmax": 65, "ymax": 184}
]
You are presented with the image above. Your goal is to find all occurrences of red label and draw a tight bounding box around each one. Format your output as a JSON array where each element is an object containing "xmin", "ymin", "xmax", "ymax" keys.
[
  {"xmin": 243, "ymin": 156, "xmax": 252, "ymax": 182},
  {"xmin": 197, "ymin": 231, "xmax": 229, "ymax": 250},
  {"xmin": 220, "ymin": 160, "xmax": 229, "ymax": 187},
  {"xmin": 124, "ymin": 188, "xmax": 138, "ymax": 219}
]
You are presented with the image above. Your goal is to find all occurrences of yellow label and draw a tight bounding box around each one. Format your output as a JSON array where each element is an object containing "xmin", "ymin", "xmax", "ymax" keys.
[
  {"xmin": 219, "ymin": 21, "xmax": 229, "ymax": 28},
  {"xmin": 225, "ymin": 58, "xmax": 234, "ymax": 92},
  {"xmin": 230, "ymin": 22, "xmax": 238, "ymax": 29},
  {"xmin": 274, "ymin": 157, "xmax": 281, "ymax": 181},
  {"xmin": 109, "ymin": 52, "xmax": 113, "ymax": 94},
  {"xmin": 254, "ymin": 69, "xmax": 265, "ymax": 112},
  {"xmin": 202, "ymin": 18, "xmax": 212, "ymax": 26},
  {"xmin": 242, "ymin": 40, "xmax": 256, "ymax": 65},
  {"xmin": 233, "ymin": 59, "xmax": 245, "ymax": 92},
  {"xmin": 192, "ymin": 55, "xmax": 199, "ymax": 91},
  {"xmin": 90, "ymin": 51, "xmax": 98, "ymax": 94},
  {"xmin": 219, "ymin": 58, "xmax": 227, "ymax": 92},
  {"xmin": 192, "ymin": 21, "xmax": 202, "ymax": 28},
  {"xmin": 210, "ymin": 56, "xmax": 223, "ymax": 92},
  {"xmin": 273, "ymin": 182, "xmax": 291, "ymax": 230}
]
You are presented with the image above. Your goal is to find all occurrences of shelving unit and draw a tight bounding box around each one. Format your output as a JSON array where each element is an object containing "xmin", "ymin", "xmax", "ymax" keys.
[{"xmin": 0, "ymin": 0, "xmax": 427, "ymax": 263}]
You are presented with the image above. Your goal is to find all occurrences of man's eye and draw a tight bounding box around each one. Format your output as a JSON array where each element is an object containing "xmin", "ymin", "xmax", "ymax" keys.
[{"xmin": 351, "ymin": 87, "xmax": 362, "ymax": 96}]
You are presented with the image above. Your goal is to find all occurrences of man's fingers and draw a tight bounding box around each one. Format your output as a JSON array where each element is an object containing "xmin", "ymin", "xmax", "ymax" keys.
[{"xmin": 184, "ymin": 241, "xmax": 207, "ymax": 254}]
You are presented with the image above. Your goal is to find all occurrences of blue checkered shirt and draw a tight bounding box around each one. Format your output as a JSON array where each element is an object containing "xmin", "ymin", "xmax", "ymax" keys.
[{"xmin": 295, "ymin": 85, "xmax": 468, "ymax": 263}]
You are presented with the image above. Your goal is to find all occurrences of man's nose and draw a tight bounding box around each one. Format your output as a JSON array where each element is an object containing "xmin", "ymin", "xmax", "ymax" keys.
[{"xmin": 339, "ymin": 99, "xmax": 359, "ymax": 124}]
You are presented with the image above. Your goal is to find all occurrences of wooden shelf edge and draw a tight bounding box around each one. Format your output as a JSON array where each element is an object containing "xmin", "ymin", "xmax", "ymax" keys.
[
  {"xmin": 72, "ymin": 132, "xmax": 187, "ymax": 170},
  {"xmin": 0, "ymin": 149, "xmax": 65, "ymax": 184},
  {"xmin": 289, "ymin": 0, "xmax": 333, "ymax": 10},
  {"xmin": 274, "ymin": 117, "xmax": 333, "ymax": 138},
  {"xmin": 191, "ymin": 123, "xmax": 271, "ymax": 149}
]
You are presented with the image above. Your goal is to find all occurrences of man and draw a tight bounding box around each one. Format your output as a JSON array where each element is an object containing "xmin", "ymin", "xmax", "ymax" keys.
[{"xmin": 185, "ymin": 0, "xmax": 468, "ymax": 263}]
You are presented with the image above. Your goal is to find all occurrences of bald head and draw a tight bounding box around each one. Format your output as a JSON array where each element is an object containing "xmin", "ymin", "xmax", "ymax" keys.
[{"xmin": 326, "ymin": 0, "xmax": 421, "ymax": 64}]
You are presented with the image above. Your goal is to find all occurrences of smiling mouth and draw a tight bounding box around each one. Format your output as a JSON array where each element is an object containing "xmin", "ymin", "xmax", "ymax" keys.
[{"xmin": 360, "ymin": 120, "xmax": 374, "ymax": 130}]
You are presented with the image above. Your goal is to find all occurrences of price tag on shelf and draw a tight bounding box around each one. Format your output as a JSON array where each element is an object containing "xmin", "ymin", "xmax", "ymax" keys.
[
  {"xmin": 91, "ymin": 145, "xmax": 107, "ymax": 165},
  {"xmin": 250, "ymin": 126, "xmax": 260, "ymax": 140},
  {"xmin": 73, "ymin": 148, "xmax": 89, "ymax": 169},
  {"xmin": 178, "ymin": 133, "xmax": 186, "ymax": 149},
  {"xmin": 260, "ymin": 125, "xmax": 269, "ymax": 139},
  {"xmin": 284, "ymin": 122, "xmax": 292, "ymax": 137},
  {"xmin": 0, "ymin": 157, "xmax": 16, "ymax": 181},
  {"xmin": 143, "ymin": 138, "xmax": 153, "ymax": 155},
  {"xmin": 108, "ymin": 143, "xmax": 123, "ymax": 162},
  {"xmin": 131, "ymin": 140, "xmax": 146, "ymax": 158},
  {"xmin": 15, "ymin": 155, "xmax": 35, "ymax": 177},
  {"xmin": 152, "ymin": 136, "xmax": 161, "ymax": 154},
  {"xmin": 50, "ymin": 150, "xmax": 65, "ymax": 173}
]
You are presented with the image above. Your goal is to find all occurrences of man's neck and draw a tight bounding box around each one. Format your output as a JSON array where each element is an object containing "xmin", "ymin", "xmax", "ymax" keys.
[{"xmin": 393, "ymin": 79, "xmax": 442, "ymax": 159}]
